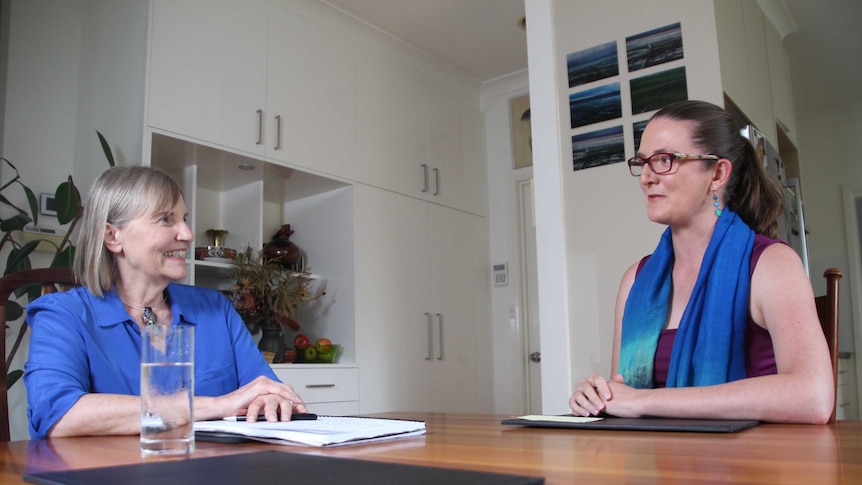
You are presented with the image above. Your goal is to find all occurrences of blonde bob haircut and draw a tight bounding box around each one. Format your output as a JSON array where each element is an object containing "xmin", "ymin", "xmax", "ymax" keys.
[{"xmin": 74, "ymin": 165, "xmax": 184, "ymax": 296}]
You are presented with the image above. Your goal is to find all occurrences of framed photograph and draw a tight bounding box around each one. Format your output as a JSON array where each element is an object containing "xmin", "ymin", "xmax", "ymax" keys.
[
  {"xmin": 569, "ymin": 82, "xmax": 622, "ymax": 129},
  {"xmin": 633, "ymin": 120, "xmax": 649, "ymax": 152},
  {"xmin": 572, "ymin": 125, "xmax": 625, "ymax": 171},
  {"xmin": 510, "ymin": 94, "xmax": 533, "ymax": 169},
  {"xmin": 40, "ymin": 193, "xmax": 57, "ymax": 217},
  {"xmin": 566, "ymin": 41, "xmax": 619, "ymax": 89},
  {"xmin": 626, "ymin": 22, "xmax": 684, "ymax": 72},
  {"xmin": 630, "ymin": 66, "xmax": 688, "ymax": 115}
]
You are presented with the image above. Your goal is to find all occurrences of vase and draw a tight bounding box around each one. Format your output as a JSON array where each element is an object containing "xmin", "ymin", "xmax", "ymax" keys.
[
  {"xmin": 262, "ymin": 224, "xmax": 301, "ymax": 270},
  {"xmin": 206, "ymin": 228, "xmax": 229, "ymax": 247},
  {"xmin": 258, "ymin": 325, "xmax": 285, "ymax": 364}
]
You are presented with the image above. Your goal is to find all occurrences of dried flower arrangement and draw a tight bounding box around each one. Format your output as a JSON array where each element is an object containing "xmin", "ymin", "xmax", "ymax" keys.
[{"xmin": 227, "ymin": 247, "xmax": 325, "ymax": 336}]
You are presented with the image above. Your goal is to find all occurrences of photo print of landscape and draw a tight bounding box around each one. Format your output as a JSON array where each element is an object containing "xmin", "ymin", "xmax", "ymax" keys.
[{"xmin": 625, "ymin": 22, "xmax": 684, "ymax": 72}]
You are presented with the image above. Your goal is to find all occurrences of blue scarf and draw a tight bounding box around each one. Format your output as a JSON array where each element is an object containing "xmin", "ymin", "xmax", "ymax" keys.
[{"xmin": 618, "ymin": 209, "xmax": 754, "ymax": 388}]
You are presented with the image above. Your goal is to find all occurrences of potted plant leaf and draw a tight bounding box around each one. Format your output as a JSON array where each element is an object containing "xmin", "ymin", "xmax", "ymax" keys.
[{"xmin": 2, "ymin": 131, "xmax": 115, "ymax": 389}]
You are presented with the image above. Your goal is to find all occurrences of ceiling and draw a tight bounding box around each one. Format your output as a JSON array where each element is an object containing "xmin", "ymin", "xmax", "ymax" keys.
[{"xmin": 323, "ymin": 0, "xmax": 860, "ymax": 115}]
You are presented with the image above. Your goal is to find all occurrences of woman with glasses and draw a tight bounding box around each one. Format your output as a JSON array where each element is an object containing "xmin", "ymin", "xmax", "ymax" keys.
[{"xmin": 568, "ymin": 100, "xmax": 834, "ymax": 423}]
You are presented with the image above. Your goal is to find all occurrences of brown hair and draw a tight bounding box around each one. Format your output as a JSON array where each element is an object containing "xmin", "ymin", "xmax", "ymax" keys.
[{"xmin": 651, "ymin": 100, "xmax": 784, "ymax": 238}]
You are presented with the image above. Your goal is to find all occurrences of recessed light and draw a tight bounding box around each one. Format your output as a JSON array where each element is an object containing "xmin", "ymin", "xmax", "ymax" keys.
[{"xmin": 238, "ymin": 163, "xmax": 255, "ymax": 171}]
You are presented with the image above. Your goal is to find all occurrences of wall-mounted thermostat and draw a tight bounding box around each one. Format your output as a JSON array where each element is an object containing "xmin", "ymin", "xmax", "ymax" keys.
[
  {"xmin": 493, "ymin": 262, "xmax": 508, "ymax": 287},
  {"xmin": 40, "ymin": 193, "xmax": 57, "ymax": 216}
]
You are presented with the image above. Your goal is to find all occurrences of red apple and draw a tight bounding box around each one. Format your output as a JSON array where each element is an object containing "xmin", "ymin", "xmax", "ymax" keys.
[
  {"xmin": 294, "ymin": 334, "xmax": 311, "ymax": 350},
  {"xmin": 315, "ymin": 338, "xmax": 332, "ymax": 353}
]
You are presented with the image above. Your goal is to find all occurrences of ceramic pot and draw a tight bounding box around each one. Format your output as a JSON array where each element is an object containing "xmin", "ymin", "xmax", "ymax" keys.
[
  {"xmin": 262, "ymin": 224, "xmax": 301, "ymax": 269},
  {"xmin": 258, "ymin": 325, "xmax": 285, "ymax": 364}
]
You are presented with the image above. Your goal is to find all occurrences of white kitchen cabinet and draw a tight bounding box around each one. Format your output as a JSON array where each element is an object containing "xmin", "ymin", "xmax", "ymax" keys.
[
  {"xmin": 265, "ymin": 4, "xmax": 357, "ymax": 180},
  {"xmin": 272, "ymin": 365, "xmax": 359, "ymax": 415},
  {"xmin": 356, "ymin": 48, "xmax": 485, "ymax": 216},
  {"xmin": 148, "ymin": 0, "xmax": 268, "ymax": 156},
  {"xmin": 355, "ymin": 184, "xmax": 490, "ymax": 413}
]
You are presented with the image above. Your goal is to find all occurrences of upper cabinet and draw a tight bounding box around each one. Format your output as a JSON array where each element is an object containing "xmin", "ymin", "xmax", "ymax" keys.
[
  {"xmin": 148, "ymin": 0, "xmax": 358, "ymax": 180},
  {"xmin": 266, "ymin": 4, "xmax": 357, "ymax": 180},
  {"xmin": 148, "ymin": 0, "xmax": 268, "ymax": 156},
  {"xmin": 356, "ymin": 47, "xmax": 486, "ymax": 216}
]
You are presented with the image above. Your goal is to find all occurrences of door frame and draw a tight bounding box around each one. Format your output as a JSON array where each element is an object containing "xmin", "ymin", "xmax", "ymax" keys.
[
  {"xmin": 516, "ymin": 177, "xmax": 541, "ymax": 413},
  {"xmin": 841, "ymin": 185, "xmax": 862, "ymax": 417}
]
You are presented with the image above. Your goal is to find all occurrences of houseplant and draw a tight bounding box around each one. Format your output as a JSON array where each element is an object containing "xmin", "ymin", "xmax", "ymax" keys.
[
  {"xmin": 1, "ymin": 131, "xmax": 115, "ymax": 388},
  {"xmin": 227, "ymin": 247, "xmax": 325, "ymax": 363}
]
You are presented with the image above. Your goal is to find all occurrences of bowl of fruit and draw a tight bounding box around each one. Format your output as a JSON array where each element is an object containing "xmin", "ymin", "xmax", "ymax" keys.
[{"xmin": 292, "ymin": 335, "xmax": 341, "ymax": 363}]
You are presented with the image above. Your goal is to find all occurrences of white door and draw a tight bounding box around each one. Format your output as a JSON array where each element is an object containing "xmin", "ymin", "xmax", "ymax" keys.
[
  {"xmin": 356, "ymin": 185, "xmax": 432, "ymax": 413},
  {"xmin": 355, "ymin": 48, "xmax": 427, "ymax": 198},
  {"xmin": 429, "ymin": 204, "xmax": 480, "ymax": 412},
  {"xmin": 266, "ymin": 4, "xmax": 357, "ymax": 180},
  {"xmin": 519, "ymin": 179, "xmax": 542, "ymax": 413}
]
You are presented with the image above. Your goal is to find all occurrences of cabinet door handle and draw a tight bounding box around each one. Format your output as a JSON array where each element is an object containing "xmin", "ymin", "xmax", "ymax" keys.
[
  {"xmin": 274, "ymin": 114, "xmax": 283, "ymax": 150},
  {"xmin": 256, "ymin": 109, "xmax": 264, "ymax": 145},
  {"xmin": 432, "ymin": 167, "xmax": 440, "ymax": 196},
  {"xmin": 305, "ymin": 384, "xmax": 335, "ymax": 389},
  {"xmin": 425, "ymin": 312, "xmax": 433, "ymax": 360},
  {"xmin": 421, "ymin": 164, "xmax": 429, "ymax": 193},
  {"xmin": 436, "ymin": 313, "xmax": 444, "ymax": 360}
]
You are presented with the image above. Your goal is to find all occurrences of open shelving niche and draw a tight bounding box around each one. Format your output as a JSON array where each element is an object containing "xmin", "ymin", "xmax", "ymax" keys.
[{"xmin": 150, "ymin": 131, "xmax": 356, "ymax": 368}]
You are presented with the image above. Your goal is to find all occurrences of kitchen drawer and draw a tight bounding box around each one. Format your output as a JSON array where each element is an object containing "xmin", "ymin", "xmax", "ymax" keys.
[
  {"xmin": 308, "ymin": 400, "xmax": 360, "ymax": 416},
  {"xmin": 272, "ymin": 366, "xmax": 358, "ymax": 404}
]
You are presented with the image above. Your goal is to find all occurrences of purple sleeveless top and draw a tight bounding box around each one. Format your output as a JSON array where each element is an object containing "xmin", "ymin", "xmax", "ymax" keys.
[{"xmin": 646, "ymin": 234, "xmax": 780, "ymax": 387}]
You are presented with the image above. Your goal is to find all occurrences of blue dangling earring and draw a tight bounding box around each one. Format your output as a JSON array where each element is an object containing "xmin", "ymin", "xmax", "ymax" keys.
[{"xmin": 713, "ymin": 189, "xmax": 722, "ymax": 217}]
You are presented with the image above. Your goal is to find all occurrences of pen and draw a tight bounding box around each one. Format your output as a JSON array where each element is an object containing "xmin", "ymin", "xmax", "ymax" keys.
[{"xmin": 224, "ymin": 412, "xmax": 318, "ymax": 422}]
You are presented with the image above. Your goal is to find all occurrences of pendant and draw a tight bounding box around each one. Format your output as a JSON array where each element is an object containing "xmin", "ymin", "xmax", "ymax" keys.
[{"xmin": 143, "ymin": 306, "xmax": 158, "ymax": 326}]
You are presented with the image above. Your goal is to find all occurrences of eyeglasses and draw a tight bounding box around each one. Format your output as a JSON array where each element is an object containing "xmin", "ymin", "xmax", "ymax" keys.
[{"xmin": 627, "ymin": 153, "xmax": 720, "ymax": 176}]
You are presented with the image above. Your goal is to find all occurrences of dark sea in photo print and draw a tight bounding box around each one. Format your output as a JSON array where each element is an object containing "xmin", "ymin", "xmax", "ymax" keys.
[
  {"xmin": 626, "ymin": 22, "xmax": 684, "ymax": 72},
  {"xmin": 570, "ymin": 83, "xmax": 622, "ymax": 129},
  {"xmin": 567, "ymin": 41, "xmax": 619, "ymax": 88},
  {"xmin": 572, "ymin": 125, "xmax": 624, "ymax": 171}
]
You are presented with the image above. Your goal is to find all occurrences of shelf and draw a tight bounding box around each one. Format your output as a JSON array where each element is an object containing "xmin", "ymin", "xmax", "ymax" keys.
[{"xmin": 151, "ymin": 131, "xmax": 357, "ymax": 369}]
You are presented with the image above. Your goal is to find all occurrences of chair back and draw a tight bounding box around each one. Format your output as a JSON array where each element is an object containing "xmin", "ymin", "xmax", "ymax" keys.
[
  {"xmin": 814, "ymin": 268, "xmax": 842, "ymax": 423},
  {"xmin": 0, "ymin": 268, "xmax": 77, "ymax": 441}
]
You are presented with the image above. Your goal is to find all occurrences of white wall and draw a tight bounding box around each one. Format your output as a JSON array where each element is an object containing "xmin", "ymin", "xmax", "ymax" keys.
[
  {"xmin": 1, "ymin": 0, "xmax": 147, "ymax": 441},
  {"xmin": 525, "ymin": 0, "xmax": 725, "ymax": 413},
  {"xmin": 797, "ymin": 104, "xmax": 862, "ymax": 353}
]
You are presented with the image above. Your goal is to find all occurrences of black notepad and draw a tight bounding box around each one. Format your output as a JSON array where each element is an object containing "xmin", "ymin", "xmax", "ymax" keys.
[
  {"xmin": 501, "ymin": 416, "xmax": 760, "ymax": 433},
  {"xmin": 24, "ymin": 450, "xmax": 545, "ymax": 485}
]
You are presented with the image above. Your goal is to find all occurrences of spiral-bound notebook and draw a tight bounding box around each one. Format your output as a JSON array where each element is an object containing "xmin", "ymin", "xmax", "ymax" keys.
[
  {"xmin": 194, "ymin": 415, "xmax": 426, "ymax": 447},
  {"xmin": 24, "ymin": 450, "xmax": 545, "ymax": 485},
  {"xmin": 501, "ymin": 415, "xmax": 760, "ymax": 433}
]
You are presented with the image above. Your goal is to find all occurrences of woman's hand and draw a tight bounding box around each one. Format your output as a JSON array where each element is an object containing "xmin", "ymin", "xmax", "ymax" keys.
[
  {"xmin": 569, "ymin": 373, "xmax": 614, "ymax": 416},
  {"xmin": 196, "ymin": 376, "xmax": 308, "ymax": 422}
]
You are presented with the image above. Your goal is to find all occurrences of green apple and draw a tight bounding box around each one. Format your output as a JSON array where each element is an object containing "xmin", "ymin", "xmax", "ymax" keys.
[
  {"xmin": 317, "ymin": 348, "xmax": 335, "ymax": 362},
  {"xmin": 303, "ymin": 346, "xmax": 318, "ymax": 361}
]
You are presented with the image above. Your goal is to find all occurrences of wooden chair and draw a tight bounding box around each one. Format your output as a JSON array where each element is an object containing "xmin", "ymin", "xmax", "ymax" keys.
[
  {"xmin": 814, "ymin": 268, "xmax": 842, "ymax": 423},
  {"xmin": 0, "ymin": 268, "xmax": 77, "ymax": 441}
]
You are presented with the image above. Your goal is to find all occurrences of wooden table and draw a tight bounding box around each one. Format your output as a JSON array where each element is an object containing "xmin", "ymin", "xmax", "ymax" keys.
[{"xmin": 3, "ymin": 413, "xmax": 861, "ymax": 484}]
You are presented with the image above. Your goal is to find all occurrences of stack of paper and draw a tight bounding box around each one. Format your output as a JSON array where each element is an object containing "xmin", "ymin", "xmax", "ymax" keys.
[{"xmin": 194, "ymin": 416, "xmax": 426, "ymax": 447}]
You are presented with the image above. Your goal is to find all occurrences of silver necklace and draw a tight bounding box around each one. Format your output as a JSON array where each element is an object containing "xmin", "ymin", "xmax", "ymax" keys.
[{"xmin": 121, "ymin": 294, "xmax": 168, "ymax": 326}]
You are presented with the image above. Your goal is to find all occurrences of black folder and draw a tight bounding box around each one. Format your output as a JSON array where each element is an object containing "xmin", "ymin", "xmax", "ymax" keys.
[
  {"xmin": 24, "ymin": 450, "xmax": 545, "ymax": 485},
  {"xmin": 501, "ymin": 416, "xmax": 760, "ymax": 433}
]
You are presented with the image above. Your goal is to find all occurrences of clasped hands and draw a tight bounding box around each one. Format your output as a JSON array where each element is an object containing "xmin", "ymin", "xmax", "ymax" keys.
[{"xmin": 569, "ymin": 373, "xmax": 641, "ymax": 418}]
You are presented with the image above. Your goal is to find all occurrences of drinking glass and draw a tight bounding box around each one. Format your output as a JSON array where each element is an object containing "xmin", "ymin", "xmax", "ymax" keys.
[{"xmin": 140, "ymin": 324, "xmax": 194, "ymax": 455}]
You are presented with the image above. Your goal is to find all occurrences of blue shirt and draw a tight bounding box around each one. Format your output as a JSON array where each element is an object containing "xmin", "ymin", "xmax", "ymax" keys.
[{"xmin": 24, "ymin": 282, "xmax": 278, "ymax": 439}]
